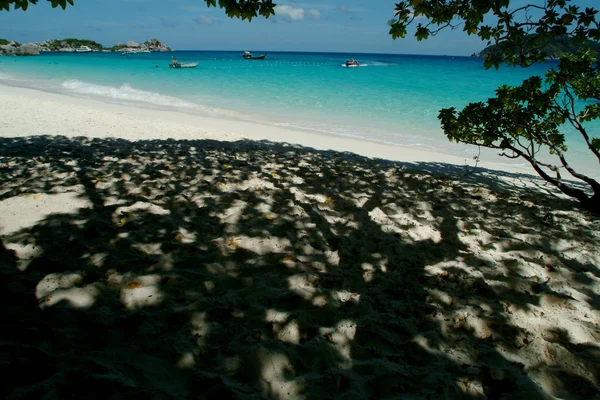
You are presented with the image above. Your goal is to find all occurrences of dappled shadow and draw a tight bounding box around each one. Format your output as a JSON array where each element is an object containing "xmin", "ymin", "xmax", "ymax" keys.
[{"xmin": 1, "ymin": 135, "xmax": 599, "ymax": 399}]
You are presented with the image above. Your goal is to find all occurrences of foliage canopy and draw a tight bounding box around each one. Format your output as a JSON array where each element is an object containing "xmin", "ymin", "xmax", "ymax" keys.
[
  {"xmin": 0, "ymin": 0, "xmax": 276, "ymax": 19},
  {"xmin": 389, "ymin": 0, "xmax": 600, "ymax": 213},
  {"xmin": 0, "ymin": 0, "xmax": 72, "ymax": 11}
]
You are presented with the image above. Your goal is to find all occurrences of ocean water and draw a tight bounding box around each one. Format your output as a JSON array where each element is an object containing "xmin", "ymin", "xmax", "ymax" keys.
[{"xmin": 1, "ymin": 50, "xmax": 598, "ymax": 177}]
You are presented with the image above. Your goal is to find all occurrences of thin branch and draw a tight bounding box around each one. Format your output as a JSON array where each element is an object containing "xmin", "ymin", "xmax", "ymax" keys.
[
  {"xmin": 558, "ymin": 153, "xmax": 600, "ymax": 191},
  {"xmin": 562, "ymin": 86, "xmax": 600, "ymax": 163},
  {"xmin": 504, "ymin": 142, "xmax": 591, "ymax": 203},
  {"xmin": 464, "ymin": 146, "xmax": 481, "ymax": 176}
]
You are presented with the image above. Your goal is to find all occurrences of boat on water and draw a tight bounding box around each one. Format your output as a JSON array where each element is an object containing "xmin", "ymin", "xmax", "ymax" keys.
[
  {"xmin": 243, "ymin": 51, "xmax": 266, "ymax": 60},
  {"xmin": 74, "ymin": 45, "xmax": 93, "ymax": 53},
  {"xmin": 345, "ymin": 59, "xmax": 360, "ymax": 67},
  {"xmin": 169, "ymin": 62, "xmax": 199, "ymax": 69},
  {"xmin": 121, "ymin": 48, "xmax": 151, "ymax": 56}
]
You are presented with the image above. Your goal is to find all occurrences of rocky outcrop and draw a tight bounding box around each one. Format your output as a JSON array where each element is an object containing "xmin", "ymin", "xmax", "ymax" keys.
[
  {"xmin": 1, "ymin": 37, "xmax": 172, "ymax": 54},
  {"xmin": 142, "ymin": 38, "xmax": 173, "ymax": 52},
  {"xmin": 0, "ymin": 42, "xmax": 40, "ymax": 56},
  {"xmin": 119, "ymin": 38, "xmax": 173, "ymax": 52}
]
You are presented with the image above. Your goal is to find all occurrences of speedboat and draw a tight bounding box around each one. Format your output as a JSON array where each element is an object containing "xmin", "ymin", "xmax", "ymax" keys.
[
  {"xmin": 121, "ymin": 48, "xmax": 140, "ymax": 56},
  {"xmin": 74, "ymin": 45, "xmax": 93, "ymax": 53},
  {"xmin": 243, "ymin": 51, "xmax": 266, "ymax": 60},
  {"xmin": 169, "ymin": 62, "xmax": 198, "ymax": 69},
  {"xmin": 345, "ymin": 59, "xmax": 359, "ymax": 67}
]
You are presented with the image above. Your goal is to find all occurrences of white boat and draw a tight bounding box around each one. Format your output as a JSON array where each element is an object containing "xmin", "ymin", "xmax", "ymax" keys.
[
  {"xmin": 121, "ymin": 48, "xmax": 138, "ymax": 56},
  {"xmin": 74, "ymin": 45, "xmax": 93, "ymax": 53},
  {"xmin": 169, "ymin": 62, "xmax": 198, "ymax": 69}
]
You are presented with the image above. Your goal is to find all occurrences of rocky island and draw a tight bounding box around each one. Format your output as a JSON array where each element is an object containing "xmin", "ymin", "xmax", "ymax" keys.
[
  {"xmin": 0, "ymin": 37, "xmax": 173, "ymax": 56},
  {"xmin": 472, "ymin": 35, "xmax": 600, "ymax": 60}
]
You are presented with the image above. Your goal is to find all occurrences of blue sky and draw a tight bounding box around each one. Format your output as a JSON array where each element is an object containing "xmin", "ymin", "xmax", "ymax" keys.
[{"xmin": 0, "ymin": 0, "xmax": 596, "ymax": 55}]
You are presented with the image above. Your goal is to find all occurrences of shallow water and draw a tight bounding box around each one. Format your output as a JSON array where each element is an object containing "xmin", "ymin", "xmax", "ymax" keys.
[{"xmin": 1, "ymin": 50, "xmax": 598, "ymax": 177}]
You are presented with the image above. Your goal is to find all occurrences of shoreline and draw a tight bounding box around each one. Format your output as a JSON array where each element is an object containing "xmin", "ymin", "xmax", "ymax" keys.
[{"xmin": 0, "ymin": 82, "xmax": 534, "ymax": 177}]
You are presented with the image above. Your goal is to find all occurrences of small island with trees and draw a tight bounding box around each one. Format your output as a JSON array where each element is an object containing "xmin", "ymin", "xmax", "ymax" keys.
[
  {"xmin": 472, "ymin": 34, "xmax": 600, "ymax": 61},
  {"xmin": 0, "ymin": 37, "xmax": 172, "ymax": 55}
]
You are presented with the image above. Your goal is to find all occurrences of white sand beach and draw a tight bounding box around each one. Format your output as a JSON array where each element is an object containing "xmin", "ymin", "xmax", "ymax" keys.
[
  {"xmin": 1, "ymin": 84, "xmax": 600, "ymax": 399},
  {"xmin": 0, "ymin": 85, "xmax": 533, "ymax": 173}
]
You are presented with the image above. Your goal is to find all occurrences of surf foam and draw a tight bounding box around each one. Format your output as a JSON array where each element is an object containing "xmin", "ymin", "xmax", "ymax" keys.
[{"xmin": 61, "ymin": 80, "xmax": 199, "ymax": 109}]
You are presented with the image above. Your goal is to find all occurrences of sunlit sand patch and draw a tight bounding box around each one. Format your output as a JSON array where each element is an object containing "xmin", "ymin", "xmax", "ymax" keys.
[
  {"xmin": 173, "ymin": 227, "xmax": 197, "ymax": 244},
  {"xmin": 319, "ymin": 320, "xmax": 357, "ymax": 367},
  {"xmin": 213, "ymin": 235, "xmax": 291, "ymax": 255},
  {"xmin": 347, "ymin": 192, "xmax": 370, "ymax": 208},
  {"xmin": 36, "ymin": 273, "xmax": 83, "ymax": 299},
  {"xmin": 273, "ymin": 319, "xmax": 301, "ymax": 344},
  {"xmin": 368, "ymin": 206, "xmax": 442, "ymax": 243},
  {"xmin": 288, "ymin": 273, "xmax": 320, "ymax": 299},
  {"xmin": 255, "ymin": 348, "xmax": 306, "ymax": 398},
  {"xmin": 265, "ymin": 309, "xmax": 291, "ymax": 324},
  {"xmin": 0, "ymin": 192, "xmax": 92, "ymax": 236},
  {"xmin": 230, "ymin": 176, "xmax": 277, "ymax": 192},
  {"xmin": 112, "ymin": 201, "xmax": 170, "ymax": 227},
  {"xmin": 36, "ymin": 272, "xmax": 101, "ymax": 309},
  {"xmin": 288, "ymin": 186, "xmax": 336, "ymax": 206},
  {"xmin": 176, "ymin": 352, "xmax": 196, "ymax": 369},
  {"xmin": 132, "ymin": 242, "xmax": 163, "ymax": 256},
  {"xmin": 219, "ymin": 199, "xmax": 248, "ymax": 226},
  {"xmin": 84, "ymin": 252, "xmax": 109, "ymax": 267},
  {"xmin": 189, "ymin": 311, "xmax": 210, "ymax": 348},
  {"xmin": 2, "ymin": 240, "xmax": 43, "ymax": 271},
  {"xmin": 119, "ymin": 274, "xmax": 164, "ymax": 309},
  {"xmin": 334, "ymin": 291, "xmax": 360, "ymax": 305}
]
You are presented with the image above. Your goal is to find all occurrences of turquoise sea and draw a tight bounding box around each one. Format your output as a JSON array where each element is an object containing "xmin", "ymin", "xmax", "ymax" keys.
[{"xmin": 1, "ymin": 50, "xmax": 597, "ymax": 177}]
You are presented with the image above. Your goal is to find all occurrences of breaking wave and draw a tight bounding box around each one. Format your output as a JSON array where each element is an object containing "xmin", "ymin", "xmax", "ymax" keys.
[{"xmin": 61, "ymin": 80, "xmax": 199, "ymax": 109}]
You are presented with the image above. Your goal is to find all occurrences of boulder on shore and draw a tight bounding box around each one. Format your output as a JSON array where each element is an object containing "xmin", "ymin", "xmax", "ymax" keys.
[
  {"xmin": 0, "ymin": 42, "xmax": 40, "ymax": 56},
  {"xmin": 142, "ymin": 37, "xmax": 173, "ymax": 52}
]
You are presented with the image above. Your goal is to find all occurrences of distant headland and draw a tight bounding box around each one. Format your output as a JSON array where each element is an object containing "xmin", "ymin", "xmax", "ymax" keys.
[
  {"xmin": 471, "ymin": 35, "xmax": 600, "ymax": 60},
  {"xmin": 0, "ymin": 37, "xmax": 173, "ymax": 56}
]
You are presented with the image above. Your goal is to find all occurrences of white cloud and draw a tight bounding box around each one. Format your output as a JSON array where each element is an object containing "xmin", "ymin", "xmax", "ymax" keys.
[
  {"xmin": 307, "ymin": 9, "xmax": 321, "ymax": 20},
  {"xmin": 275, "ymin": 5, "xmax": 321, "ymax": 22},
  {"xmin": 193, "ymin": 15, "xmax": 214, "ymax": 25},
  {"xmin": 276, "ymin": 5, "xmax": 305, "ymax": 21}
]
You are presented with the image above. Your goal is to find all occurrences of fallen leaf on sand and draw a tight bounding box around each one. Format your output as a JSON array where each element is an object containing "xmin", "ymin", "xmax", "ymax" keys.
[{"xmin": 127, "ymin": 281, "xmax": 142, "ymax": 289}]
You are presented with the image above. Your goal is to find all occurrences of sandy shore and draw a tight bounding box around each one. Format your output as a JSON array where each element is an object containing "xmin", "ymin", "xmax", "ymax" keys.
[
  {"xmin": 1, "ymin": 84, "xmax": 600, "ymax": 399},
  {"xmin": 0, "ymin": 84, "xmax": 533, "ymax": 173}
]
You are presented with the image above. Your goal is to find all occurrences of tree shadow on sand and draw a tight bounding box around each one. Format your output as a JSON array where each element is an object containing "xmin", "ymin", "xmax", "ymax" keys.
[{"xmin": 1, "ymin": 135, "xmax": 599, "ymax": 399}]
